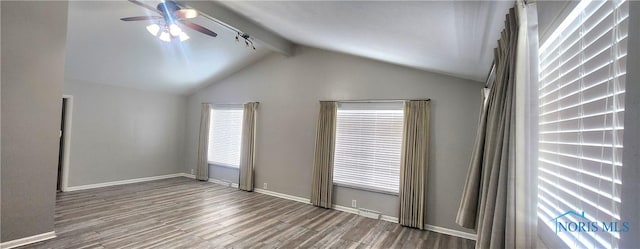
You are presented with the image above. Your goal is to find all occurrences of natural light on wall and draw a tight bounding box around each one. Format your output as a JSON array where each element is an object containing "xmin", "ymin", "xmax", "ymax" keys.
[{"xmin": 538, "ymin": 0, "xmax": 628, "ymax": 248}]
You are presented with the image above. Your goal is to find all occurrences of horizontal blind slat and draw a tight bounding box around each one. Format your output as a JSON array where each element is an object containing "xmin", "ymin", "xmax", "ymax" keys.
[
  {"xmin": 538, "ymin": 1, "xmax": 627, "ymax": 248},
  {"xmin": 334, "ymin": 106, "xmax": 403, "ymax": 193},
  {"xmin": 208, "ymin": 108, "xmax": 243, "ymax": 167}
]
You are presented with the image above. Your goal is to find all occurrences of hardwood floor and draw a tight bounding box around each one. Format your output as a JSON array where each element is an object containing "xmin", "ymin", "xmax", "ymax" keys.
[{"xmin": 19, "ymin": 177, "xmax": 474, "ymax": 249}]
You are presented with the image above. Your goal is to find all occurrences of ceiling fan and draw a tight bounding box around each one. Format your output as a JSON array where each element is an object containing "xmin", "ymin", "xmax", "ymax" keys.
[{"xmin": 120, "ymin": 0, "xmax": 217, "ymax": 42}]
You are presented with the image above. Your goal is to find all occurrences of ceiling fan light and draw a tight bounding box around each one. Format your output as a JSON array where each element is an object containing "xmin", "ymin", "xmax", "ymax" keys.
[
  {"xmin": 146, "ymin": 24, "xmax": 160, "ymax": 36},
  {"xmin": 179, "ymin": 9, "xmax": 198, "ymax": 19},
  {"xmin": 179, "ymin": 32, "xmax": 190, "ymax": 42},
  {"xmin": 169, "ymin": 24, "xmax": 182, "ymax": 36},
  {"xmin": 159, "ymin": 31, "xmax": 171, "ymax": 42}
]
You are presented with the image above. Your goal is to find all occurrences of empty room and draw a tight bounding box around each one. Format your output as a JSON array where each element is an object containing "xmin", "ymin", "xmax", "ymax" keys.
[{"xmin": 1, "ymin": 0, "xmax": 639, "ymax": 248}]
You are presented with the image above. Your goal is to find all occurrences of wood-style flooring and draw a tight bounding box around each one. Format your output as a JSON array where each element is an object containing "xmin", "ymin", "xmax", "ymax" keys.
[{"xmin": 19, "ymin": 177, "xmax": 474, "ymax": 249}]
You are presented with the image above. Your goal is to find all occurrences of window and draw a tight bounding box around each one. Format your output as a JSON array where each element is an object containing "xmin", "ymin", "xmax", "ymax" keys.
[
  {"xmin": 333, "ymin": 102, "xmax": 404, "ymax": 193},
  {"xmin": 208, "ymin": 106, "xmax": 244, "ymax": 167},
  {"xmin": 538, "ymin": 0, "xmax": 628, "ymax": 248}
]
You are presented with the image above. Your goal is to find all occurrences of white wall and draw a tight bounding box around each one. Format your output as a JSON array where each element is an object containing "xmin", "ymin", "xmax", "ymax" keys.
[
  {"xmin": 63, "ymin": 80, "xmax": 187, "ymax": 187},
  {"xmin": 185, "ymin": 46, "xmax": 482, "ymax": 234},
  {"xmin": 1, "ymin": 1, "xmax": 68, "ymax": 242}
]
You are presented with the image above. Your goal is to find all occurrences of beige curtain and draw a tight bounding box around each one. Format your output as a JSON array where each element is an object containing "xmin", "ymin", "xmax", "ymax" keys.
[
  {"xmin": 511, "ymin": 2, "xmax": 539, "ymax": 248},
  {"xmin": 456, "ymin": 6, "xmax": 529, "ymax": 249},
  {"xmin": 456, "ymin": 88, "xmax": 491, "ymax": 229},
  {"xmin": 310, "ymin": 101, "xmax": 337, "ymax": 208},
  {"xmin": 399, "ymin": 100, "xmax": 430, "ymax": 230},
  {"xmin": 196, "ymin": 103, "xmax": 212, "ymax": 181},
  {"xmin": 239, "ymin": 102, "xmax": 258, "ymax": 191}
]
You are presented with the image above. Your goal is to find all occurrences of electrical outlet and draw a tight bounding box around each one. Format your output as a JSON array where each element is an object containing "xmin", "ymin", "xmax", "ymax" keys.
[
  {"xmin": 264, "ymin": 183, "xmax": 268, "ymax": 189},
  {"xmin": 352, "ymin": 200, "xmax": 357, "ymax": 208},
  {"xmin": 190, "ymin": 169, "xmax": 194, "ymax": 174}
]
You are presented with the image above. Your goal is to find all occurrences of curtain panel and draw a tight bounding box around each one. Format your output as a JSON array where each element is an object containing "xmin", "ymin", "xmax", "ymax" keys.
[
  {"xmin": 239, "ymin": 102, "xmax": 258, "ymax": 191},
  {"xmin": 399, "ymin": 100, "xmax": 431, "ymax": 229},
  {"xmin": 310, "ymin": 101, "xmax": 337, "ymax": 208},
  {"xmin": 511, "ymin": 2, "xmax": 539, "ymax": 248},
  {"xmin": 456, "ymin": 88, "xmax": 491, "ymax": 229},
  {"xmin": 456, "ymin": 6, "xmax": 517, "ymax": 249},
  {"xmin": 196, "ymin": 103, "xmax": 212, "ymax": 181},
  {"xmin": 456, "ymin": 2, "xmax": 539, "ymax": 248}
]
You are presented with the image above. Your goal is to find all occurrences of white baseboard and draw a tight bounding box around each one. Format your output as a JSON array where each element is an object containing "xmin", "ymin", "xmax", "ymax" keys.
[
  {"xmin": 66, "ymin": 173, "xmax": 187, "ymax": 191},
  {"xmin": 358, "ymin": 209, "xmax": 381, "ymax": 219},
  {"xmin": 207, "ymin": 182, "xmax": 476, "ymax": 241},
  {"xmin": 332, "ymin": 204, "xmax": 358, "ymax": 214},
  {"xmin": 208, "ymin": 178, "xmax": 238, "ymax": 188},
  {"xmin": 423, "ymin": 224, "xmax": 477, "ymax": 241},
  {"xmin": 380, "ymin": 215, "xmax": 399, "ymax": 223},
  {"xmin": 181, "ymin": 173, "xmax": 195, "ymax": 179},
  {"xmin": 254, "ymin": 188, "xmax": 311, "ymax": 204},
  {"xmin": 0, "ymin": 231, "xmax": 56, "ymax": 249}
]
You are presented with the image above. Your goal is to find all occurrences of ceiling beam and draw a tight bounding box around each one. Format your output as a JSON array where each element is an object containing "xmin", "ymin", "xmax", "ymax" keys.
[{"xmin": 179, "ymin": 0, "xmax": 295, "ymax": 56}]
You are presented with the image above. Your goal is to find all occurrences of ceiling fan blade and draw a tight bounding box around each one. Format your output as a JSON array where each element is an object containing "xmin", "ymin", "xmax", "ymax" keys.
[
  {"xmin": 120, "ymin": 16, "xmax": 163, "ymax": 21},
  {"xmin": 174, "ymin": 9, "xmax": 198, "ymax": 19},
  {"xmin": 180, "ymin": 20, "xmax": 217, "ymax": 37},
  {"xmin": 128, "ymin": 0, "xmax": 162, "ymax": 15}
]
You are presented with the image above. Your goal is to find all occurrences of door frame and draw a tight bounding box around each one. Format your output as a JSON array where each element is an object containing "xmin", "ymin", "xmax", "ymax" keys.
[{"xmin": 60, "ymin": 95, "xmax": 74, "ymax": 192}]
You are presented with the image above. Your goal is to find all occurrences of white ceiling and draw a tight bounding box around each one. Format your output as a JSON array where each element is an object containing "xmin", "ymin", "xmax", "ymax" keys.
[
  {"xmin": 65, "ymin": 1, "xmax": 271, "ymax": 95},
  {"xmin": 218, "ymin": 1, "xmax": 514, "ymax": 82},
  {"xmin": 65, "ymin": 1, "xmax": 514, "ymax": 95}
]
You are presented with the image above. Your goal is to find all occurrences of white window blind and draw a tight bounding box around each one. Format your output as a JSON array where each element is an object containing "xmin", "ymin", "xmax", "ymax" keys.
[
  {"xmin": 333, "ymin": 102, "xmax": 404, "ymax": 193},
  {"xmin": 538, "ymin": 0, "xmax": 628, "ymax": 248},
  {"xmin": 208, "ymin": 106, "xmax": 244, "ymax": 167}
]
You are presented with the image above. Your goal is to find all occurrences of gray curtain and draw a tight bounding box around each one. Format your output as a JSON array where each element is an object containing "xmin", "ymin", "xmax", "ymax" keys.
[
  {"xmin": 456, "ymin": 7, "xmax": 519, "ymax": 249},
  {"xmin": 399, "ymin": 100, "xmax": 430, "ymax": 230},
  {"xmin": 310, "ymin": 101, "xmax": 337, "ymax": 208},
  {"xmin": 239, "ymin": 102, "xmax": 258, "ymax": 191},
  {"xmin": 456, "ymin": 89, "xmax": 491, "ymax": 228},
  {"xmin": 196, "ymin": 103, "xmax": 212, "ymax": 181}
]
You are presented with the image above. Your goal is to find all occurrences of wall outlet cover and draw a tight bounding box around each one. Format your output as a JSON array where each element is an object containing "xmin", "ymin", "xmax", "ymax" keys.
[
  {"xmin": 352, "ymin": 200, "xmax": 357, "ymax": 208},
  {"xmin": 264, "ymin": 183, "xmax": 268, "ymax": 189}
]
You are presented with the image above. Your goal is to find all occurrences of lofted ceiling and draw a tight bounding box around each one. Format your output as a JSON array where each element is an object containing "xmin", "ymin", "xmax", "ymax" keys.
[
  {"xmin": 65, "ymin": 1, "xmax": 271, "ymax": 95},
  {"xmin": 65, "ymin": 1, "xmax": 515, "ymax": 95},
  {"xmin": 217, "ymin": 1, "xmax": 514, "ymax": 82}
]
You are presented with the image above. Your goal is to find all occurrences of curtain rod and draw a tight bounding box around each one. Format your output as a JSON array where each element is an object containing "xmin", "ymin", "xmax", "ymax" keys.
[
  {"xmin": 320, "ymin": 98, "xmax": 430, "ymax": 103},
  {"xmin": 202, "ymin": 102, "xmax": 260, "ymax": 105}
]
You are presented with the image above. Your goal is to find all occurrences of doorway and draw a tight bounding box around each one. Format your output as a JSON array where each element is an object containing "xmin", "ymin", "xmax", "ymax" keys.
[{"xmin": 57, "ymin": 95, "xmax": 73, "ymax": 191}]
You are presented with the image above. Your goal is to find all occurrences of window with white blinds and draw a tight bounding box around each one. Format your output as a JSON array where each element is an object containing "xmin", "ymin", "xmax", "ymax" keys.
[
  {"xmin": 208, "ymin": 106, "xmax": 244, "ymax": 167},
  {"xmin": 333, "ymin": 102, "xmax": 404, "ymax": 194},
  {"xmin": 538, "ymin": 0, "xmax": 628, "ymax": 248}
]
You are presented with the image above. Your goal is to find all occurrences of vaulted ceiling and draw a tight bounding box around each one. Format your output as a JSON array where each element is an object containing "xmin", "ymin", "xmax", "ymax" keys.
[
  {"xmin": 65, "ymin": 1, "xmax": 271, "ymax": 95},
  {"xmin": 218, "ymin": 1, "xmax": 514, "ymax": 82},
  {"xmin": 65, "ymin": 1, "xmax": 514, "ymax": 95}
]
